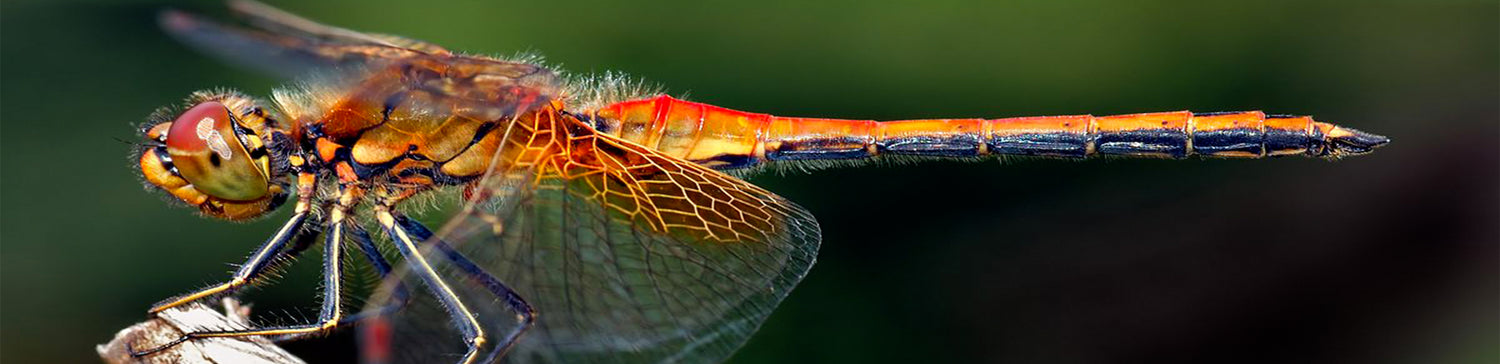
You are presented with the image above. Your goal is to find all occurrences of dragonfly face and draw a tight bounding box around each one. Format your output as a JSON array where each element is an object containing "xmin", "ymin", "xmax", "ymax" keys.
[
  {"xmin": 137, "ymin": 91, "xmax": 289, "ymax": 220},
  {"xmin": 127, "ymin": 1, "xmax": 1386, "ymax": 364}
]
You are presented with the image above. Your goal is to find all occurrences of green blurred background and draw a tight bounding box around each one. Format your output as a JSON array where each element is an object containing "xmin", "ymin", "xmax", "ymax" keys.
[{"xmin": 2, "ymin": 0, "xmax": 1495, "ymax": 363}]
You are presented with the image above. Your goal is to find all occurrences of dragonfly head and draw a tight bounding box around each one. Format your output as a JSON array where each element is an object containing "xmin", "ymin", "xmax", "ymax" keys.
[{"xmin": 135, "ymin": 90, "xmax": 291, "ymax": 220}]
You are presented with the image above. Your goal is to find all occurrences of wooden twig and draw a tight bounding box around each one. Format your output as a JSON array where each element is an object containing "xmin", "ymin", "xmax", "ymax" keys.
[{"xmin": 97, "ymin": 298, "xmax": 305, "ymax": 364}]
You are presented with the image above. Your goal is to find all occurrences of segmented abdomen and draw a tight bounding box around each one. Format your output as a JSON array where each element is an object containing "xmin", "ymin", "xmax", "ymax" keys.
[{"xmin": 591, "ymin": 95, "xmax": 1386, "ymax": 170}]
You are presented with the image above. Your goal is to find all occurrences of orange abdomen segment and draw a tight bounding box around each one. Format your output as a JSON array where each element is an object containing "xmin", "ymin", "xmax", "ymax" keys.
[
  {"xmin": 592, "ymin": 96, "xmax": 1387, "ymax": 170},
  {"xmin": 593, "ymin": 96, "xmax": 771, "ymax": 169}
]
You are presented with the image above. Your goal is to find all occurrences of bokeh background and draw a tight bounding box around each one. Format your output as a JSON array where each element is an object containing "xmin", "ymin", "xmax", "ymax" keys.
[{"xmin": 2, "ymin": 0, "xmax": 1495, "ymax": 363}]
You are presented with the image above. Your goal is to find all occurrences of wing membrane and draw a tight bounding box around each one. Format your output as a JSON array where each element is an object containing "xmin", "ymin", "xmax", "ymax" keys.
[
  {"xmin": 369, "ymin": 115, "xmax": 821, "ymax": 363},
  {"xmin": 167, "ymin": 3, "xmax": 823, "ymax": 361},
  {"xmin": 227, "ymin": 0, "xmax": 451, "ymax": 55},
  {"xmin": 163, "ymin": 1, "xmax": 560, "ymax": 137},
  {"xmin": 161, "ymin": 0, "xmax": 507, "ymax": 81},
  {"xmin": 159, "ymin": 8, "xmax": 418, "ymax": 79}
]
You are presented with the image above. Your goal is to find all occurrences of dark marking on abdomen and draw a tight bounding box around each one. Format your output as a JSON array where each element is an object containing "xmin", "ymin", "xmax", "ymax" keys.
[
  {"xmin": 1192, "ymin": 127, "xmax": 1264, "ymax": 157},
  {"xmin": 986, "ymin": 132, "xmax": 1090, "ymax": 158},
  {"xmin": 1095, "ymin": 129, "xmax": 1188, "ymax": 158},
  {"xmin": 766, "ymin": 137, "xmax": 872, "ymax": 160},
  {"xmin": 1264, "ymin": 128, "xmax": 1310, "ymax": 155},
  {"xmin": 878, "ymin": 135, "xmax": 983, "ymax": 157}
]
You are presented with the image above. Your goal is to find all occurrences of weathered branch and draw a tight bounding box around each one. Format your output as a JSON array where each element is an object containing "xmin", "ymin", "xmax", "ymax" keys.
[{"xmin": 97, "ymin": 298, "xmax": 305, "ymax": 364}]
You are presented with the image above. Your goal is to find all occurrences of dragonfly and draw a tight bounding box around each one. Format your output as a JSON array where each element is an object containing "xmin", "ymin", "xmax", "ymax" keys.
[{"xmin": 129, "ymin": 1, "xmax": 1389, "ymax": 363}]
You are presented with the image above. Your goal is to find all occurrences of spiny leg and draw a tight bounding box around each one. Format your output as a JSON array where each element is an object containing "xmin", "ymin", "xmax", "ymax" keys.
[
  {"xmin": 148, "ymin": 209, "xmax": 310, "ymax": 314},
  {"xmin": 278, "ymin": 222, "xmax": 325, "ymax": 261},
  {"xmin": 149, "ymin": 166, "xmax": 321, "ymax": 314},
  {"xmin": 132, "ymin": 185, "xmax": 362, "ymax": 357},
  {"xmin": 391, "ymin": 211, "xmax": 535, "ymax": 363},
  {"xmin": 342, "ymin": 225, "xmax": 413, "ymax": 321},
  {"xmin": 275, "ymin": 224, "xmax": 412, "ymax": 342},
  {"xmin": 375, "ymin": 204, "xmax": 491, "ymax": 364}
]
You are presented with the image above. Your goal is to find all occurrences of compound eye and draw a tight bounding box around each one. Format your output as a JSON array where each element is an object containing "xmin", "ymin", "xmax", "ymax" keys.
[{"xmin": 164, "ymin": 101, "xmax": 270, "ymax": 201}]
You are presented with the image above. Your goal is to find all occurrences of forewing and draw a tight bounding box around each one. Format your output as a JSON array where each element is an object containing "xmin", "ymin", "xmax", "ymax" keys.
[
  {"xmin": 165, "ymin": 2, "xmax": 561, "ymax": 138},
  {"xmin": 161, "ymin": 1, "xmax": 467, "ymax": 79},
  {"xmin": 226, "ymin": 0, "xmax": 452, "ymax": 55},
  {"xmin": 367, "ymin": 120, "xmax": 821, "ymax": 363},
  {"xmin": 160, "ymin": 9, "xmax": 413, "ymax": 79}
]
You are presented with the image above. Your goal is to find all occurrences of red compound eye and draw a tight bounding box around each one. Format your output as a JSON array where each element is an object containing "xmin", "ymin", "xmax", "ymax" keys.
[
  {"xmin": 162, "ymin": 101, "xmax": 270, "ymax": 201},
  {"xmin": 166, "ymin": 101, "xmax": 232, "ymax": 155}
]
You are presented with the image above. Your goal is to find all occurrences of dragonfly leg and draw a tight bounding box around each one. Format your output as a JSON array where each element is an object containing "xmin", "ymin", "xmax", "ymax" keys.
[
  {"xmin": 391, "ymin": 211, "xmax": 535, "ymax": 363},
  {"xmin": 340, "ymin": 225, "xmax": 413, "ymax": 321},
  {"xmin": 274, "ymin": 224, "xmax": 412, "ymax": 342},
  {"xmin": 149, "ymin": 166, "xmax": 322, "ymax": 314},
  {"xmin": 147, "ymin": 210, "xmax": 310, "ymax": 314},
  {"xmin": 277, "ymin": 222, "xmax": 325, "ymax": 261},
  {"xmin": 131, "ymin": 185, "xmax": 362, "ymax": 358},
  {"xmin": 375, "ymin": 205, "xmax": 500, "ymax": 364}
]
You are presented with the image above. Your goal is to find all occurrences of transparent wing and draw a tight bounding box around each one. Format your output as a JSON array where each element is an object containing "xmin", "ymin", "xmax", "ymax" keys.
[
  {"xmin": 365, "ymin": 113, "xmax": 822, "ymax": 363},
  {"xmin": 160, "ymin": 0, "xmax": 521, "ymax": 82},
  {"xmin": 225, "ymin": 0, "xmax": 452, "ymax": 55},
  {"xmin": 160, "ymin": 5, "xmax": 417, "ymax": 79},
  {"xmin": 162, "ymin": 2, "xmax": 561, "ymax": 138}
]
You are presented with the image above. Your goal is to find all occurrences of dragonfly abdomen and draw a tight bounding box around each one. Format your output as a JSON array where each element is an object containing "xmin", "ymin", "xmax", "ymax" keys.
[
  {"xmin": 592, "ymin": 96, "xmax": 1387, "ymax": 171},
  {"xmin": 775, "ymin": 111, "xmax": 1389, "ymax": 160}
]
